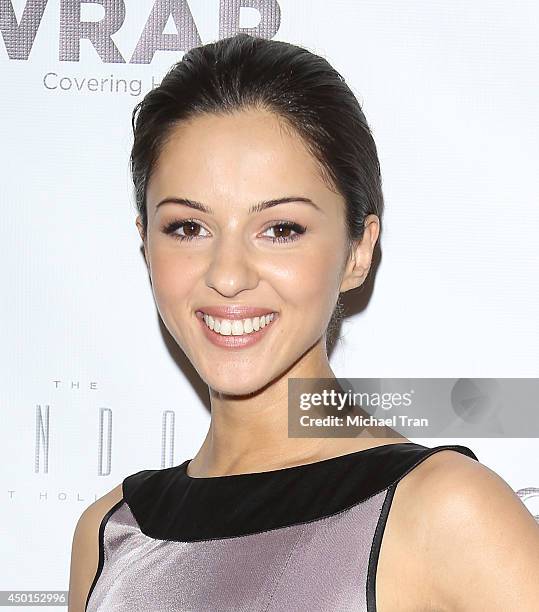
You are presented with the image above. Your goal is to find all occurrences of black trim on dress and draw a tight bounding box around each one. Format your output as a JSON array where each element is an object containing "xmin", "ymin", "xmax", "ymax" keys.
[
  {"xmin": 123, "ymin": 443, "xmax": 479, "ymax": 543},
  {"xmin": 366, "ymin": 482, "xmax": 397, "ymax": 612},
  {"xmin": 84, "ymin": 498, "xmax": 125, "ymax": 612}
]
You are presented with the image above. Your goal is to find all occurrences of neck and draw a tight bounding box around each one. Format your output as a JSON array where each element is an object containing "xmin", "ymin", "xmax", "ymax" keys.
[{"xmin": 187, "ymin": 342, "xmax": 403, "ymax": 477}]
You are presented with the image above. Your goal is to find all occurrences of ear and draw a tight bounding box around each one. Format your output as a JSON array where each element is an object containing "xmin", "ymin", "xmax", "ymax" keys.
[
  {"xmin": 339, "ymin": 214, "xmax": 380, "ymax": 293},
  {"xmin": 135, "ymin": 216, "xmax": 149, "ymax": 269}
]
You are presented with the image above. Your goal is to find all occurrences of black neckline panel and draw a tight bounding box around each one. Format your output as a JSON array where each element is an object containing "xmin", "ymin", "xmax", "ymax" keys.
[{"xmin": 122, "ymin": 442, "xmax": 478, "ymax": 542}]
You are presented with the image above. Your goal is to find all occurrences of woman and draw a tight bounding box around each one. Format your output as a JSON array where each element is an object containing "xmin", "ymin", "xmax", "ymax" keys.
[{"xmin": 69, "ymin": 33, "xmax": 539, "ymax": 611}]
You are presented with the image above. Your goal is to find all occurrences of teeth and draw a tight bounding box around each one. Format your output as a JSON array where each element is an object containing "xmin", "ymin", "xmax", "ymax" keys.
[{"xmin": 201, "ymin": 313, "xmax": 276, "ymax": 336}]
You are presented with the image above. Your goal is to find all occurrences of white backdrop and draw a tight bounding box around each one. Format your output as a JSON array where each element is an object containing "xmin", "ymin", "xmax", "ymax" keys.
[{"xmin": 1, "ymin": 0, "xmax": 538, "ymax": 607}]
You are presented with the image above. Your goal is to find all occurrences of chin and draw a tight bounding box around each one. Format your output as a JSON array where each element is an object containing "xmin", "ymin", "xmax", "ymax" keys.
[{"xmin": 203, "ymin": 366, "xmax": 281, "ymax": 398}]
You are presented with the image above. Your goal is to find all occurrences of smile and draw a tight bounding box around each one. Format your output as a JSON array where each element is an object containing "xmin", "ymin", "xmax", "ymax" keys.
[
  {"xmin": 195, "ymin": 311, "xmax": 279, "ymax": 349},
  {"xmin": 199, "ymin": 312, "xmax": 277, "ymax": 336}
]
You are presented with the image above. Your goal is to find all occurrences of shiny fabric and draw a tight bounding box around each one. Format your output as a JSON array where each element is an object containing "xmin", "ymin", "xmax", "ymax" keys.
[
  {"xmin": 85, "ymin": 443, "xmax": 479, "ymax": 611},
  {"xmin": 86, "ymin": 491, "xmax": 386, "ymax": 611}
]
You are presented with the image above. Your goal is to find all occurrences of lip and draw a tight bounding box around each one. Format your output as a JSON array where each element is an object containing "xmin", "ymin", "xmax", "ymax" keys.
[
  {"xmin": 195, "ymin": 305, "xmax": 278, "ymax": 320},
  {"xmin": 196, "ymin": 310, "xmax": 279, "ymax": 350}
]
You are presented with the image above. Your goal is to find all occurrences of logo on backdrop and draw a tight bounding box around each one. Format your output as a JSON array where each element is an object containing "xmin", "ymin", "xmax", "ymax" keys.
[
  {"xmin": 1, "ymin": 0, "xmax": 281, "ymax": 61},
  {"xmin": 1, "ymin": 0, "xmax": 282, "ymax": 95}
]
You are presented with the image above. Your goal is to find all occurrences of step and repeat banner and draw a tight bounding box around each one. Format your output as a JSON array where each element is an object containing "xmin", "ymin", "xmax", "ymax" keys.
[{"xmin": 1, "ymin": 0, "xmax": 538, "ymax": 607}]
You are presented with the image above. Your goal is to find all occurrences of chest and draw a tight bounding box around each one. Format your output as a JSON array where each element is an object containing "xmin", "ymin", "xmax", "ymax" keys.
[{"xmin": 87, "ymin": 491, "xmax": 390, "ymax": 612}]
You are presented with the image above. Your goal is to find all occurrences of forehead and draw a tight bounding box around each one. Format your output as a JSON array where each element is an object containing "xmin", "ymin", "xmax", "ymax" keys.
[{"xmin": 146, "ymin": 108, "xmax": 335, "ymax": 210}]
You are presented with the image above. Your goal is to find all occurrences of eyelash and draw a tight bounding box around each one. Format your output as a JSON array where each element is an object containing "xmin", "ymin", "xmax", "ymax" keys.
[{"xmin": 160, "ymin": 218, "xmax": 307, "ymax": 244}]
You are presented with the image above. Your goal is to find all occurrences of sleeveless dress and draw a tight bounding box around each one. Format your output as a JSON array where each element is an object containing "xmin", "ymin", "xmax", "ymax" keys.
[{"xmin": 85, "ymin": 441, "xmax": 478, "ymax": 611}]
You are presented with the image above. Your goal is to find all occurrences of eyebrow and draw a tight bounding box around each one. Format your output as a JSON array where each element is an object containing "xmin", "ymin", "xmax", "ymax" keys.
[{"xmin": 154, "ymin": 196, "xmax": 324, "ymax": 215}]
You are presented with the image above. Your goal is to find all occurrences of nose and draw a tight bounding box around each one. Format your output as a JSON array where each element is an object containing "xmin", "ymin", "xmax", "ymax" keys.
[{"xmin": 205, "ymin": 234, "xmax": 259, "ymax": 297}]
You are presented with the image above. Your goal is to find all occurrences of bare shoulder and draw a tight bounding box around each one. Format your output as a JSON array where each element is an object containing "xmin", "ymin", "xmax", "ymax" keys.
[
  {"xmin": 375, "ymin": 449, "xmax": 477, "ymax": 611},
  {"xmin": 68, "ymin": 483, "xmax": 124, "ymax": 612},
  {"xmin": 379, "ymin": 448, "xmax": 539, "ymax": 611}
]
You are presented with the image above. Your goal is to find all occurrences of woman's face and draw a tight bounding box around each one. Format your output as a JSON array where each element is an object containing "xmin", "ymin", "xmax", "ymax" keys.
[{"xmin": 138, "ymin": 108, "xmax": 362, "ymax": 395}]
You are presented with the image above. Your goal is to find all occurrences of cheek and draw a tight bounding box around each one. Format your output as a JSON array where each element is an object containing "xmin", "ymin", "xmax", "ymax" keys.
[
  {"xmin": 277, "ymin": 247, "xmax": 343, "ymax": 315},
  {"xmin": 149, "ymin": 248, "xmax": 200, "ymax": 308}
]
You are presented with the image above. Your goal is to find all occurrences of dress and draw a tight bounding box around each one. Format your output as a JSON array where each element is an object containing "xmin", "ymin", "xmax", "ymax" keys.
[{"xmin": 85, "ymin": 441, "xmax": 478, "ymax": 611}]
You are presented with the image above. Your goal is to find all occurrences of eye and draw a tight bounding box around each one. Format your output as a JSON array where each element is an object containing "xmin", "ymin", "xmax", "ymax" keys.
[
  {"xmin": 160, "ymin": 219, "xmax": 306, "ymax": 244},
  {"xmin": 261, "ymin": 221, "xmax": 306, "ymax": 244},
  {"xmin": 161, "ymin": 218, "xmax": 209, "ymax": 242}
]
